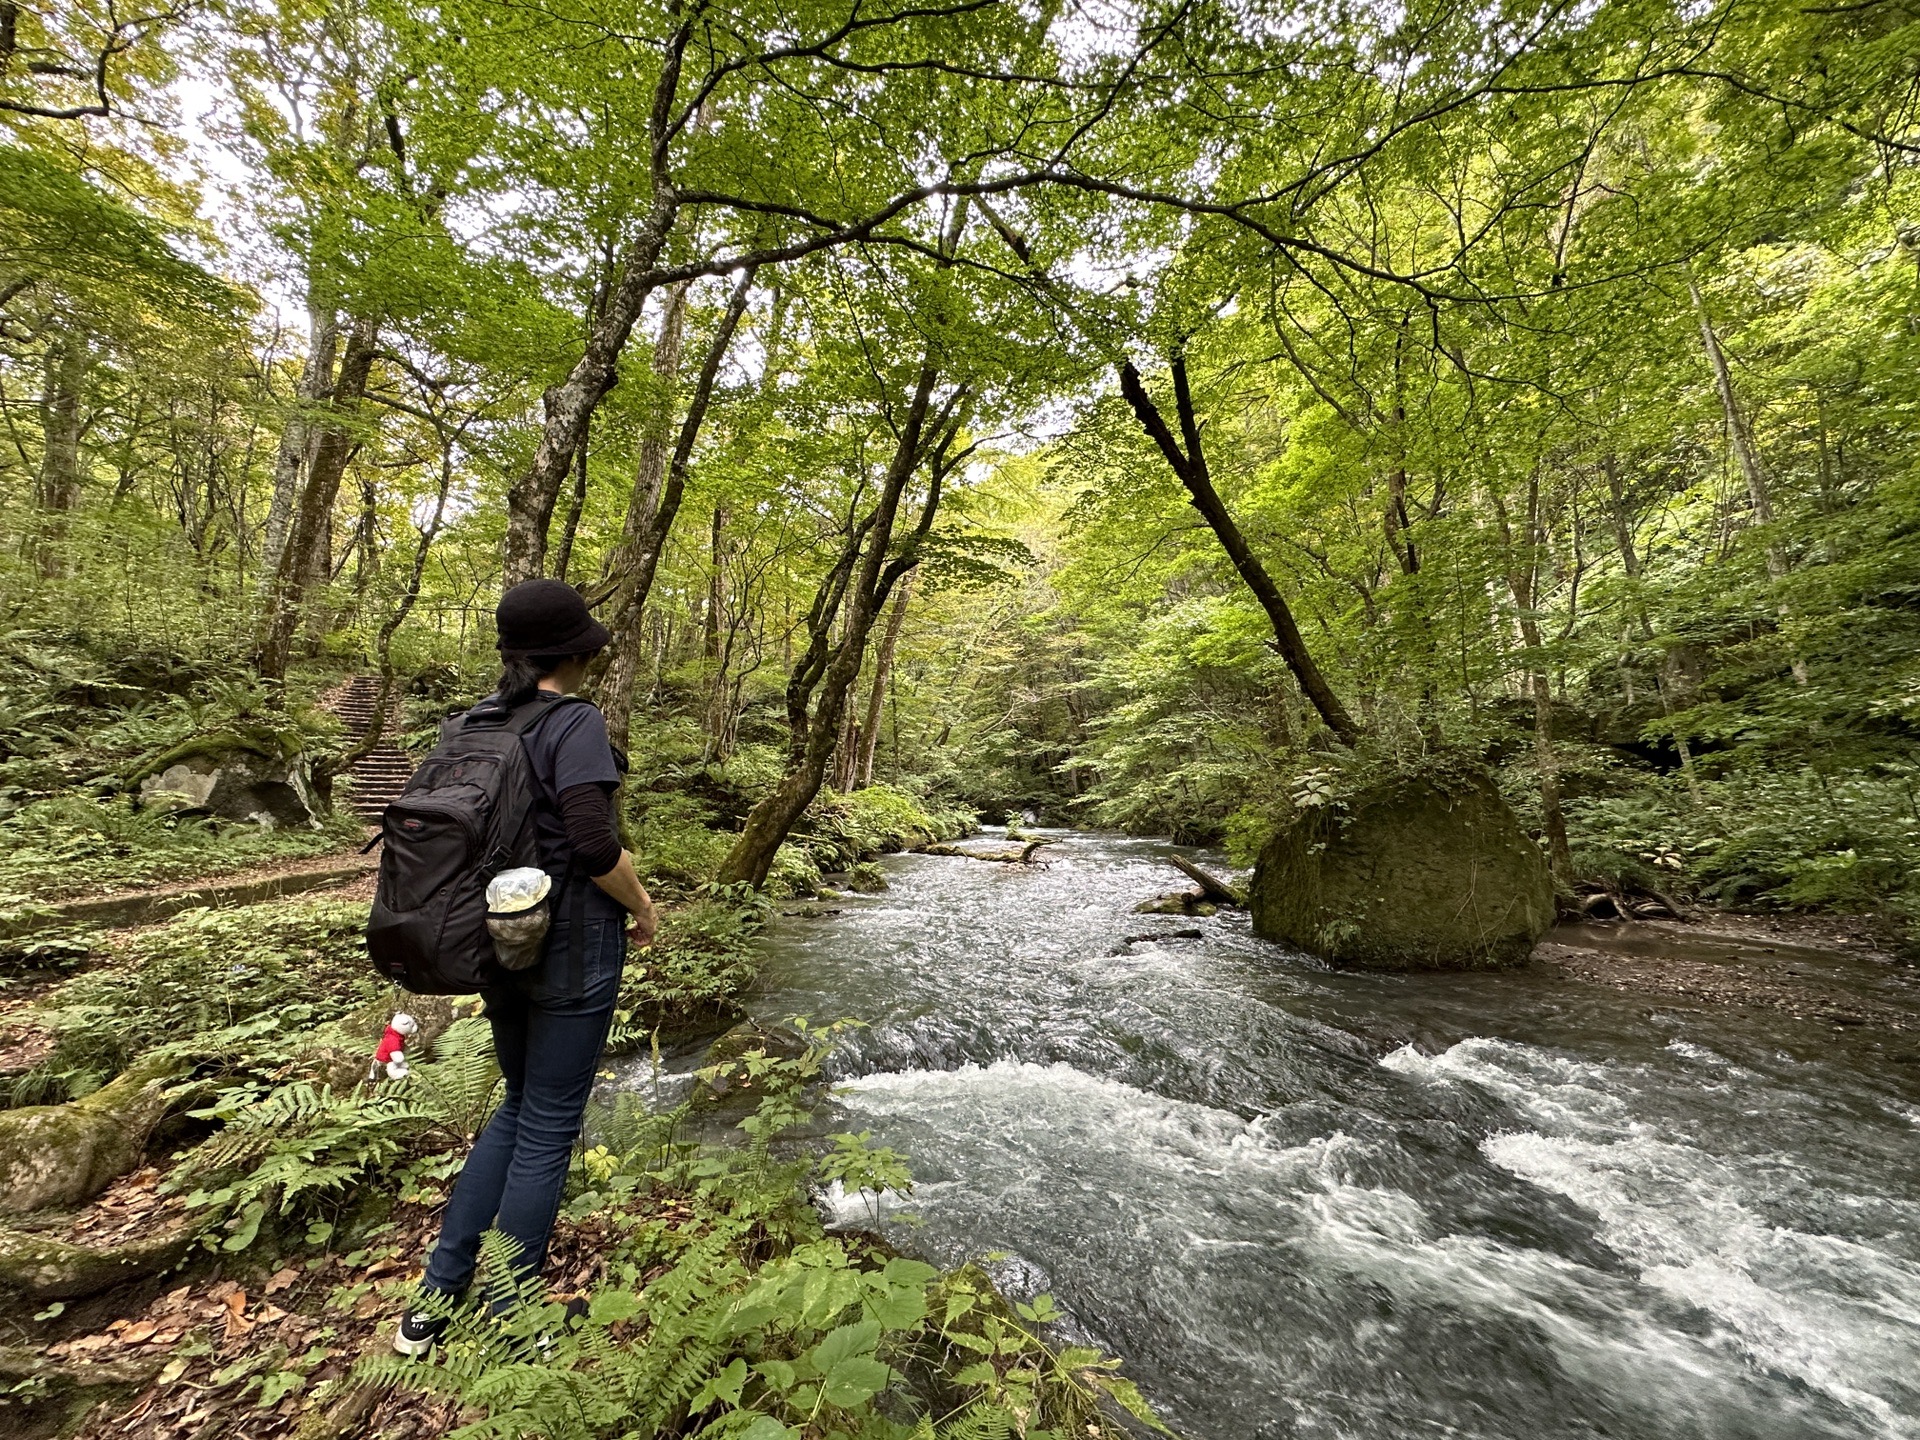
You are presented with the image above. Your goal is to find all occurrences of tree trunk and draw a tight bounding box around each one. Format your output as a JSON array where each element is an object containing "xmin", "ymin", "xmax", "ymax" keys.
[
  {"xmin": 1690, "ymin": 279, "xmax": 1806, "ymax": 684},
  {"xmin": 1118, "ymin": 357, "xmax": 1361, "ymax": 745},
  {"xmin": 1489, "ymin": 475, "xmax": 1574, "ymax": 888},
  {"xmin": 856, "ymin": 571, "xmax": 913, "ymax": 786},
  {"xmin": 1605, "ymin": 455, "xmax": 1703, "ymax": 804},
  {"xmin": 552, "ymin": 424, "xmax": 591, "ymax": 582},
  {"xmin": 262, "ymin": 300, "xmax": 340, "ymax": 583},
  {"xmin": 503, "ymin": 191, "xmax": 681, "ymax": 585},
  {"xmin": 596, "ymin": 271, "xmax": 753, "ymax": 751},
  {"xmin": 34, "ymin": 327, "xmax": 86, "ymax": 579},
  {"xmin": 703, "ymin": 504, "xmax": 726, "ymax": 660},
  {"xmin": 257, "ymin": 314, "xmax": 380, "ymax": 681},
  {"xmin": 718, "ymin": 364, "xmax": 957, "ymax": 888}
]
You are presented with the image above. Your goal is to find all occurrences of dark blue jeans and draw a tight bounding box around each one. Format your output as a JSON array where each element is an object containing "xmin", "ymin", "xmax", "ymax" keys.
[{"xmin": 421, "ymin": 910, "xmax": 625, "ymax": 1303}]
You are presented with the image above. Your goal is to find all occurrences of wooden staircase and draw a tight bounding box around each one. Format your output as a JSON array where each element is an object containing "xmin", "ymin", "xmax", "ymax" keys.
[{"xmin": 332, "ymin": 676, "xmax": 416, "ymax": 821}]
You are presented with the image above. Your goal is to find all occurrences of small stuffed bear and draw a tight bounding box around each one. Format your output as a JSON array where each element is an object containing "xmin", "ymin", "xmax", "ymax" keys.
[{"xmin": 372, "ymin": 1012, "xmax": 419, "ymax": 1081}]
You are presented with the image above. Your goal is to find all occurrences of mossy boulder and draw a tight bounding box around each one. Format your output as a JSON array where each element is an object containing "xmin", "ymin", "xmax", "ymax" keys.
[
  {"xmin": 1249, "ymin": 769, "xmax": 1553, "ymax": 971},
  {"xmin": 0, "ymin": 1055, "xmax": 185, "ymax": 1214},
  {"xmin": 137, "ymin": 745, "xmax": 318, "ymax": 828}
]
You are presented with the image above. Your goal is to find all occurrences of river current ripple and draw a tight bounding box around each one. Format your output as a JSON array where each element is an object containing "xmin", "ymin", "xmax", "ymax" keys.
[{"xmin": 743, "ymin": 829, "xmax": 1920, "ymax": 1440}]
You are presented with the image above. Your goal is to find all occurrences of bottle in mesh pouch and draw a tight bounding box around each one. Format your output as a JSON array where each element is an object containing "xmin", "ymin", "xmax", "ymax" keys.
[{"xmin": 485, "ymin": 867, "xmax": 552, "ymax": 971}]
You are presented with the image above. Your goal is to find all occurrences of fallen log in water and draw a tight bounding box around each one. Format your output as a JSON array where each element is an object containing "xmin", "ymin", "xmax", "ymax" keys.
[
  {"xmin": 1165, "ymin": 854, "xmax": 1244, "ymax": 906},
  {"xmin": 918, "ymin": 839, "xmax": 1051, "ymax": 864}
]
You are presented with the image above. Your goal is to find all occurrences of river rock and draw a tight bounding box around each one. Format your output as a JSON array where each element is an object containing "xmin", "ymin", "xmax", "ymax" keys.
[
  {"xmin": 1249, "ymin": 769, "xmax": 1553, "ymax": 971},
  {"xmin": 138, "ymin": 748, "xmax": 319, "ymax": 828}
]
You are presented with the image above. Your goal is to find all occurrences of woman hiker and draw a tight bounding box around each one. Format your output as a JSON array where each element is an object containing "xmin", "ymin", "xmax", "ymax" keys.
[{"xmin": 394, "ymin": 578, "xmax": 657, "ymax": 1356}]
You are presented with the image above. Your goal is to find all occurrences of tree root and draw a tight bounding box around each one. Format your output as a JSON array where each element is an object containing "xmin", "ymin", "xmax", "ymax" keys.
[
  {"xmin": 0, "ymin": 1215, "xmax": 206, "ymax": 1300},
  {"xmin": 0, "ymin": 1054, "xmax": 187, "ymax": 1215}
]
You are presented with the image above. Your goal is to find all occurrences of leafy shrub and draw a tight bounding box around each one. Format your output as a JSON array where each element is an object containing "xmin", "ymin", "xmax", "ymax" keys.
[
  {"xmin": 176, "ymin": 1017, "xmax": 503, "ymax": 1253},
  {"xmin": 629, "ymin": 791, "xmax": 737, "ymax": 894},
  {"xmin": 610, "ymin": 890, "xmax": 769, "ymax": 1047},
  {"xmin": 22, "ymin": 899, "xmax": 377, "ymax": 1092},
  {"xmin": 1564, "ymin": 766, "xmax": 1920, "ymax": 920}
]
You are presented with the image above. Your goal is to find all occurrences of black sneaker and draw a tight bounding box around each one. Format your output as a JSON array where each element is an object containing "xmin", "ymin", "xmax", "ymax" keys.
[{"xmin": 393, "ymin": 1309, "xmax": 450, "ymax": 1358}]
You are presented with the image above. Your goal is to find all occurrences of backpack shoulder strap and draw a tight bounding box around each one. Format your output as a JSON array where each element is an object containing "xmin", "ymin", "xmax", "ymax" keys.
[
  {"xmin": 502, "ymin": 693, "xmax": 589, "ymax": 736},
  {"xmin": 460, "ymin": 693, "xmax": 589, "ymax": 738}
]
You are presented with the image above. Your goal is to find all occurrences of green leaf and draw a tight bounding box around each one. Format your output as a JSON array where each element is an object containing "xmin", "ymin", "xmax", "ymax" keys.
[
  {"xmin": 865, "ymin": 1283, "xmax": 928, "ymax": 1330},
  {"xmin": 950, "ymin": 1361, "xmax": 998, "ymax": 1387},
  {"xmin": 257, "ymin": 1370, "xmax": 305, "ymax": 1408},
  {"xmin": 734, "ymin": 1418, "xmax": 796, "ymax": 1440},
  {"xmin": 799, "ymin": 1267, "xmax": 862, "ymax": 1328},
  {"xmin": 753, "ymin": 1358, "xmax": 798, "ymax": 1392},
  {"xmin": 1095, "ymin": 1374, "xmax": 1175, "ymax": 1433},
  {"xmin": 690, "ymin": 1357, "xmax": 748, "ymax": 1413},
  {"xmin": 222, "ymin": 1200, "xmax": 267, "ymax": 1252},
  {"xmin": 589, "ymin": 1290, "xmax": 643, "ymax": 1325},
  {"xmin": 809, "ymin": 1318, "xmax": 880, "ymax": 1372},
  {"xmin": 821, "ymin": 1355, "xmax": 893, "ymax": 1408},
  {"xmin": 883, "ymin": 1257, "xmax": 939, "ymax": 1286}
]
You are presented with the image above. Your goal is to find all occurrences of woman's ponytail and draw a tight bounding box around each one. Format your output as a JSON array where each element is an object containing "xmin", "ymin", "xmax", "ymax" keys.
[{"xmin": 497, "ymin": 653, "xmax": 563, "ymax": 708}]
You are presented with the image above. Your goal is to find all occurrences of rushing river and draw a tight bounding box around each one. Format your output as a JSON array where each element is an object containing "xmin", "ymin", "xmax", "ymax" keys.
[{"xmin": 743, "ymin": 829, "xmax": 1920, "ymax": 1440}]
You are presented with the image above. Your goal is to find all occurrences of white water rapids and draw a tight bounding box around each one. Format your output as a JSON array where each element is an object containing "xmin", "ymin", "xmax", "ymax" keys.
[{"xmin": 737, "ymin": 830, "xmax": 1920, "ymax": 1439}]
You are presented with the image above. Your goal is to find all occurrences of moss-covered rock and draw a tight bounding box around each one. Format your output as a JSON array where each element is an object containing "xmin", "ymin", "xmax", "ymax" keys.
[
  {"xmin": 1249, "ymin": 769, "xmax": 1553, "ymax": 971},
  {"xmin": 0, "ymin": 1055, "xmax": 184, "ymax": 1215}
]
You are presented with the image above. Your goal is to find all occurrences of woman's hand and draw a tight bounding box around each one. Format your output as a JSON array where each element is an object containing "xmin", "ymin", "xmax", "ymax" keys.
[{"xmin": 591, "ymin": 851, "xmax": 658, "ymax": 949}]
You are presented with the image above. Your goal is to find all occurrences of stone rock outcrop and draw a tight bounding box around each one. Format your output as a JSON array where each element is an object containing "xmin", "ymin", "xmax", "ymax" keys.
[
  {"xmin": 0, "ymin": 1055, "xmax": 185, "ymax": 1215},
  {"xmin": 1250, "ymin": 769, "xmax": 1553, "ymax": 971},
  {"xmin": 138, "ymin": 747, "xmax": 318, "ymax": 828}
]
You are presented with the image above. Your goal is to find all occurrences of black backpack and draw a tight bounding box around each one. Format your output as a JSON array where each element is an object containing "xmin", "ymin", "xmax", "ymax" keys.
[{"xmin": 365, "ymin": 696, "xmax": 583, "ymax": 994}]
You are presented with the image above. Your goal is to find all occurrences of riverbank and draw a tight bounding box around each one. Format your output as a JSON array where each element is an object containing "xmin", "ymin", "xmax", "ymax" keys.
[{"xmin": 0, "ymin": 795, "xmax": 1158, "ymax": 1440}]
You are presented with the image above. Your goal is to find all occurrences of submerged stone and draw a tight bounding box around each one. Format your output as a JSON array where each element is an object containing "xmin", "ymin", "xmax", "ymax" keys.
[{"xmin": 1249, "ymin": 769, "xmax": 1553, "ymax": 971}]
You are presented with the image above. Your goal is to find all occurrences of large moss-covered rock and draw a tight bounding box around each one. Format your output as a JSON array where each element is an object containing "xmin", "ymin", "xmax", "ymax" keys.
[
  {"xmin": 1250, "ymin": 769, "xmax": 1553, "ymax": 971},
  {"xmin": 138, "ymin": 747, "xmax": 319, "ymax": 828},
  {"xmin": 0, "ymin": 1055, "xmax": 185, "ymax": 1214}
]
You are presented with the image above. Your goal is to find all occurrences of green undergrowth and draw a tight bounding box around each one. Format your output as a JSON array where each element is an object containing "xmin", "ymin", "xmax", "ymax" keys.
[
  {"xmin": 768, "ymin": 786, "xmax": 975, "ymax": 899},
  {"xmin": 0, "ymin": 794, "xmax": 364, "ymax": 907},
  {"xmin": 2, "ymin": 899, "xmax": 381, "ymax": 1105},
  {"xmin": 1564, "ymin": 766, "xmax": 1920, "ymax": 937},
  {"xmin": 610, "ymin": 889, "xmax": 770, "ymax": 1050}
]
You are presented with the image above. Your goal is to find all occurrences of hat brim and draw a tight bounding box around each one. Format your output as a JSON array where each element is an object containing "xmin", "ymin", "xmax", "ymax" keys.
[
  {"xmin": 499, "ymin": 616, "xmax": 612, "ymax": 656},
  {"xmin": 570, "ymin": 617, "xmax": 613, "ymax": 654}
]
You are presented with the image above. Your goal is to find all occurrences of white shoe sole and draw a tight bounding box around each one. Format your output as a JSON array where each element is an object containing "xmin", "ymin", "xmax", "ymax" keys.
[{"xmin": 392, "ymin": 1328, "xmax": 438, "ymax": 1358}]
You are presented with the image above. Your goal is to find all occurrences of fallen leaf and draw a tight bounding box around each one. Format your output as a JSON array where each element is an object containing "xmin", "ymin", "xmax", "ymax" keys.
[
  {"xmin": 152, "ymin": 1328, "xmax": 183, "ymax": 1345},
  {"xmin": 156, "ymin": 1357, "xmax": 189, "ymax": 1386},
  {"xmin": 257, "ymin": 1303, "xmax": 289, "ymax": 1325},
  {"xmin": 120, "ymin": 1320, "xmax": 159, "ymax": 1345},
  {"xmin": 264, "ymin": 1267, "xmax": 301, "ymax": 1294},
  {"xmin": 222, "ymin": 1291, "xmax": 252, "ymax": 1339},
  {"xmin": 106, "ymin": 1318, "xmax": 130, "ymax": 1332},
  {"xmin": 207, "ymin": 1280, "xmax": 240, "ymax": 1302},
  {"xmin": 68, "ymin": 1334, "xmax": 114, "ymax": 1354}
]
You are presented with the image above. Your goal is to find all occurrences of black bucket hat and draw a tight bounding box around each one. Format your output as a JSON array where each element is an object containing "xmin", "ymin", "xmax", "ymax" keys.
[{"xmin": 496, "ymin": 579, "xmax": 612, "ymax": 656}]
